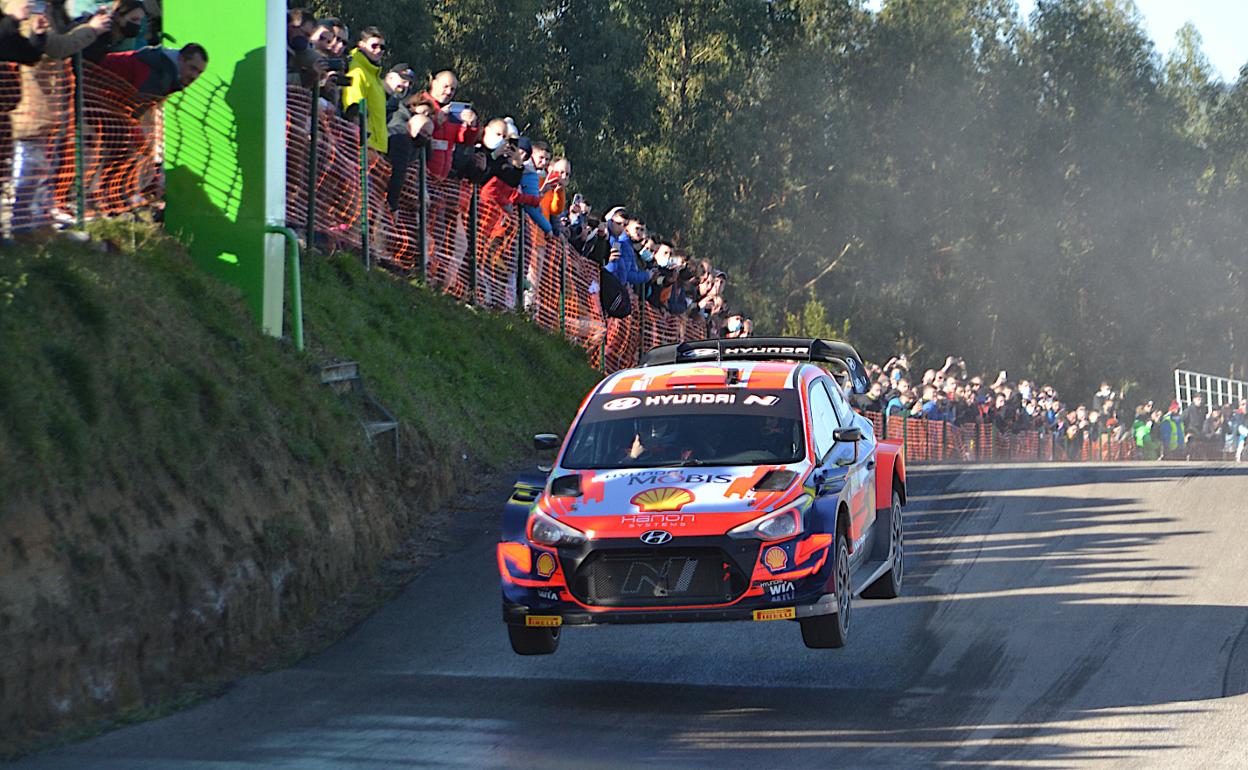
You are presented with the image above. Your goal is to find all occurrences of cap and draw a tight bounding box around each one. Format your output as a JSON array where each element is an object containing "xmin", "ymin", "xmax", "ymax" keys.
[
  {"xmin": 516, "ymin": 137, "xmax": 533, "ymax": 155},
  {"xmin": 388, "ymin": 63, "xmax": 416, "ymax": 81},
  {"xmin": 604, "ymin": 206, "xmax": 627, "ymax": 222}
]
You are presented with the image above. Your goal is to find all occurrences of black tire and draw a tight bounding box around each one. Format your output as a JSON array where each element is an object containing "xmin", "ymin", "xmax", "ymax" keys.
[
  {"xmin": 508, "ymin": 624, "xmax": 561, "ymax": 655},
  {"xmin": 863, "ymin": 490, "xmax": 904, "ymax": 600},
  {"xmin": 800, "ymin": 532, "xmax": 851, "ymax": 649}
]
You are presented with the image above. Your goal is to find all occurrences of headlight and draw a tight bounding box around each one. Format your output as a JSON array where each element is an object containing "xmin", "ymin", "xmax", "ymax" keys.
[
  {"xmin": 528, "ymin": 510, "xmax": 587, "ymax": 547},
  {"xmin": 728, "ymin": 495, "xmax": 811, "ymax": 541}
]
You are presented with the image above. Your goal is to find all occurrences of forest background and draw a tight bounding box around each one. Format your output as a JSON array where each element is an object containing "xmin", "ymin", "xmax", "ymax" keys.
[{"xmin": 314, "ymin": 0, "xmax": 1248, "ymax": 400}]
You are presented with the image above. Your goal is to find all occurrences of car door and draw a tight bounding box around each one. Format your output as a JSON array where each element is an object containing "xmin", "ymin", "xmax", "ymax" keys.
[
  {"xmin": 827, "ymin": 377, "xmax": 877, "ymax": 553},
  {"xmin": 807, "ymin": 379, "xmax": 865, "ymax": 558}
]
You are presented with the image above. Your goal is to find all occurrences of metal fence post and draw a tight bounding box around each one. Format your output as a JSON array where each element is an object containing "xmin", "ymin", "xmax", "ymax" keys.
[
  {"xmin": 72, "ymin": 53, "xmax": 86, "ymax": 229},
  {"xmin": 558, "ymin": 239, "xmax": 566, "ymax": 336},
  {"xmin": 637, "ymin": 297, "xmax": 646, "ymax": 366},
  {"xmin": 357, "ymin": 99, "xmax": 370, "ymax": 271},
  {"xmin": 467, "ymin": 183, "xmax": 478, "ymax": 303},
  {"xmin": 305, "ymin": 79, "xmax": 320, "ymax": 251},
  {"xmin": 417, "ymin": 144, "xmax": 428, "ymax": 282},
  {"xmin": 514, "ymin": 212, "xmax": 526, "ymax": 313}
]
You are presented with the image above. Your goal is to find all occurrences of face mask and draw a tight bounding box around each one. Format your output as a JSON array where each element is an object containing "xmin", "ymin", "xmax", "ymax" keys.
[
  {"xmin": 122, "ymin": 21, "xmax": 143, "ymax": 38},
  {"xmin": 727, "ymin": 318, "xmax": 742, "ymax": 333},
  {"xmin": 639, "ymin": 248, "xmax": 653, "ymax": 262},
  {"xmin": 655, "ymin": 253, "xmax": 670, "ymax": 268},
  {"xmin": 483, "ymin": 133, "xmax": 504, "ymax": 151}
]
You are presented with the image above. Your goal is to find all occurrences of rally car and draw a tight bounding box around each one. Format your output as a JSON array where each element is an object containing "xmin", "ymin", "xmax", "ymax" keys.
[{"xmin": 497, "ymin": 337, "xmax": 906, "ymax": 654}]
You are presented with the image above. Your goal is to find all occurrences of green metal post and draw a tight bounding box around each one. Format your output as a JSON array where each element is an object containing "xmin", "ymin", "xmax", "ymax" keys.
[
  {"xmin": 72, "ymin": 53, "xmax": 85, "ymax": 229},
  {"xmin": 266, "ymin": 225, "xmax": 304, "ymax": 352},
  {"xmin": 467, "ymin": 183, "xmax": 479, "ymax": 303},
  {"xmin": 417, "ymin": 144, "xmax": 428, "ymax": 282},
  {"xmin": 357, "ymin": 99, "xmax": 370, "ymax": 271},
  {"xmin": 558, "ymin": 239, "xmax": 566, "ymax": 336},
  {"xmin": 514, "ymin": 212, "xmax": 526, "ymax": 313},
  {"xmin": 637, "ymin": 297, "xmax": 646, "ymax": 366},
  {"xmin": 305, "ymin": 78, "xmax": 320, "ymax": 251}
]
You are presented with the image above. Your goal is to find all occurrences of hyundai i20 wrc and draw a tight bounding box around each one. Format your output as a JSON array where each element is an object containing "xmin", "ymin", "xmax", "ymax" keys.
[{"xmin": 497, "ymin": 338, "xmax": 906, "ymax": 654}]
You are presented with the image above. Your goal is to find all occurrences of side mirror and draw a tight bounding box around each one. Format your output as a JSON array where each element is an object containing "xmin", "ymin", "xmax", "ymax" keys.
[
  {"xmin": 833, "ymin": 427, "xmax": 862, "ymax": 443},
  {"xmin": 832, "ymin": 427, "xmax": 861, "ymax": 466},
  {"xmin": 533, "ymin": 433, "xmax": 559, "ymax": 473}
]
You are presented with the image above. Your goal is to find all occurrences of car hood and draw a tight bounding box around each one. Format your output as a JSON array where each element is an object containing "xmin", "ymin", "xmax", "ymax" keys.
[{"xmin": 537, "ymin": 463, "xmax": 811, "ymax": 538}]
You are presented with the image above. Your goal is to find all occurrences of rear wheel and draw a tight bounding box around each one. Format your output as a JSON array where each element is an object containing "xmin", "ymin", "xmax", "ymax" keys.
[
  {"xmin": 863, "ymin": 490, "xmax": 903, "ymax": 599},
  {"xmin": 800, "ymin": 532, "xmax": 851, "ymax": 649},
  {"xmin": 508, "ymin": 624, "xmax": 561, "ymax": 655}
]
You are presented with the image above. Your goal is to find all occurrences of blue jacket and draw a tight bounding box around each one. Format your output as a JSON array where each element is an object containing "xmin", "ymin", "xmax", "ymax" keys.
[
  {"xmin": 519, "ymin": 167, "xmax": 552, "ymax": 234},
  {"xmin": 1159, "ymin": 414, "xmax": 1185, "ymax": 450},
  {"xmin": 607, "ymin": 233, "xmax": 650, "ymax": 286}
]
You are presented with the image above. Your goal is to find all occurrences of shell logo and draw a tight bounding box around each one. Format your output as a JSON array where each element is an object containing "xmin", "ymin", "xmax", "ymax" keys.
[
  {"xmin": 630, "ymin": 487, "xmax": 695, "ymax": 513},
  {"xmin": 535, "ymin": 552, "xmax": 557, "ymax": 577},
  {"xmin": 764, "ymin": 546, "xmax": 788, "ymax": 572}
]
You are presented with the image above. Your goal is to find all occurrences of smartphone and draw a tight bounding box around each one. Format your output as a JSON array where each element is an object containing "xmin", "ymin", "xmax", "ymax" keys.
[
  {"xmin": 30, "ymin": 0, "xmax": 47, "ymax": 13},
  {"xmin": 447, "ymin": 101, "xmax": 472, "ymax": 123}
]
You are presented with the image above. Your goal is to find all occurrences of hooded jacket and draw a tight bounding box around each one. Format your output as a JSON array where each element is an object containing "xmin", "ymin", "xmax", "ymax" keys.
[{"xmin": 342, "ymin": 47, "xmax": 387, "ymax": 153}]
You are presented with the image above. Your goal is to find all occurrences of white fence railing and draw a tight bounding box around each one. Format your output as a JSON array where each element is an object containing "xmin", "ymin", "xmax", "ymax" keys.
[{"xmin": 1174, "ymin": 369, "xmax": 1248, "ymax": 408}]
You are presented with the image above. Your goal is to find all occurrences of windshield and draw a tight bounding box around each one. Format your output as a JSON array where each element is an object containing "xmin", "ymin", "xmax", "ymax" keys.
[{"xmin": 561, "ymin": 389, "xmax": 805, "ymax": 470}]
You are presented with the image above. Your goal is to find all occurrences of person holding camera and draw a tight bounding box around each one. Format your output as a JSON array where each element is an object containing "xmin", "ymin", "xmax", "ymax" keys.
[
  {"xmin": 384, "ymin": 93, "xmax": 435, "ymax": 212},
  {"xmin": 6, "ymin": 0, "xmax": 106, "ymax": 235},
  {"xmin": 79, "ymin": 0, "xmax": 143, "ymax": 63},
  {"xmin": 421, "ymin": 69, "xmax": 478, "ymax": 179}
]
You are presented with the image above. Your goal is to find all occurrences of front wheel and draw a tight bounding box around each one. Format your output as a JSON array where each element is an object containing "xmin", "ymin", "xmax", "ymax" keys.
[
  {"xmin": 508, "ymin": 624, "xmax": 561, "ymax": 655},
  {"xmin": 800, "ymin": 533, "xmax": 851, "ymax": 649}
]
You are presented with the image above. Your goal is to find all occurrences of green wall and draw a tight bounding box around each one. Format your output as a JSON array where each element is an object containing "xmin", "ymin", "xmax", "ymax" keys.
[{"xmin": 163, "ymin": 1, "xmax": 285, "ymax": 335}]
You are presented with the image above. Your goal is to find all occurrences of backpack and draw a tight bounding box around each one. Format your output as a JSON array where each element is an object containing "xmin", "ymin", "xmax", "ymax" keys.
[{"xmin": 599, "ymin": 266, "xmax": 633, "ymax": 318}]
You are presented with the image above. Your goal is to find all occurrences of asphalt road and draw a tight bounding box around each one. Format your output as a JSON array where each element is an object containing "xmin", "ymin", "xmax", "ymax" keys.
[{"xmin": 14, "ymin": 463, "xmax": 1248, "ymax": 769}]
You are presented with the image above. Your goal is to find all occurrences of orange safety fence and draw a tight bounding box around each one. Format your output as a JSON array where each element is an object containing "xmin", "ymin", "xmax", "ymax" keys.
[
  {"xmin": 0, "ymin": 60, "xmax": 163, "ymax": 236},
  {"xmin": 282, "ymin": 84, "xmax": 706, "ymax": 371},
  {"xmin": 871, "ymin": 411, "xmax": 1143, "ymax": 464}
]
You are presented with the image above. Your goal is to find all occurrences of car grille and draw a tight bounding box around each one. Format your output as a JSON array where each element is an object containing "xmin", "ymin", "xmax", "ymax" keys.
[{"xmin": 569, "ymin": 548, "xmax": 748, "ymax": 607}]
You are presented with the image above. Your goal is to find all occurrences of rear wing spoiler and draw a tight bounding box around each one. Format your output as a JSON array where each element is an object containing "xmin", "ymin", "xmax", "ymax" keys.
[{"xmin": 640, "ymin": 337, "xmax": 872, "ymax": 394}]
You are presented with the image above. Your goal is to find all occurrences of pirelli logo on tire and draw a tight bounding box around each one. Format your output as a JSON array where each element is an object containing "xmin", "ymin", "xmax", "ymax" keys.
[
  {"xmin": 525, "ymin": 615, "xmax": 563, "ymax": 628},
  {"xmin": 752, "ymin": 607, "xmax": 796, "ymax": 622}
]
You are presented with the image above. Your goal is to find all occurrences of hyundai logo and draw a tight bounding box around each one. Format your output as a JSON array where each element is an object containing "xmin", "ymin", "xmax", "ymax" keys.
[{"xmin": 640, "ymin": 530, "xmax": 673, "ymax": 545}]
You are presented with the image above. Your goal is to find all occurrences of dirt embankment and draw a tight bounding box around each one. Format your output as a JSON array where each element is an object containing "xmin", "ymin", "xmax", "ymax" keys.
[
  {"xmin": 1, "ymin": 436, "xmax": 454, "ymax": 753},
  {"xmin": 0, "ymin": 228, "xmax": 597, "ymax": 755}
]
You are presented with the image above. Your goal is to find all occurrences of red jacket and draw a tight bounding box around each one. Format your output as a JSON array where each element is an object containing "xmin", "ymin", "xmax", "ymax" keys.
[
  {"xmin": 423, "ymin": 93, "xmax": 480, "ymax": 178},
  {"xmin": 100, "ymin": 47, "xmax": 181, "ymax": 96},
  {"xmin": 481, "ymin": 176, "xmax": 540, "ymax": 209}
]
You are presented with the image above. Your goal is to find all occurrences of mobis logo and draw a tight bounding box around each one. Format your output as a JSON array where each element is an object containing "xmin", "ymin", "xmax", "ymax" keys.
[{"xmin": 627, "ymin": 471, "xmax": 733, "ymax": 486}]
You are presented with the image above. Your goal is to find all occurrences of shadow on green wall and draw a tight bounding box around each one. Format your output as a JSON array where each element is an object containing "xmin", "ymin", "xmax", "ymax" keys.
[{"xmin": 164, "ymin": 46, "xmax": 268, "ymax": 320}]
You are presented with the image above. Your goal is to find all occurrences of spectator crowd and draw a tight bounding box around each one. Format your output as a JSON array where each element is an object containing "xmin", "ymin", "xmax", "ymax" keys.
[
  {"xmin": 848, "ymin": 354, "xmax": 1248, "ymax": 462},
  {"xmin": 0, "ymin": 0, "xmax": 207, "ymax": 241},
  {"xmin": 285, "ymin": 9, "xmax": 752, "ymax": 338}
]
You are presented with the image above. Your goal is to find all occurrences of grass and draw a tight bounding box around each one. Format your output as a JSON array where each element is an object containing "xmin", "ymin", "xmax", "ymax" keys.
[
  {"xmin": 0, "ymin": 223, "xmax": 362, "ymax": 501},
  {"xmin": 0, "ymin": 223, "xmax": 601, "ymax": 509},
  {"xmin": 300, "ymin": 252, "xmax": 602, "ymax": 466}
]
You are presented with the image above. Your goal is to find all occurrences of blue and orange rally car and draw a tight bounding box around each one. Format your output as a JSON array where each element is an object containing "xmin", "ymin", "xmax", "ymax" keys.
[{"xmin": 498, "ymin": 338, "xmax": 906, "ymax": 654}]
